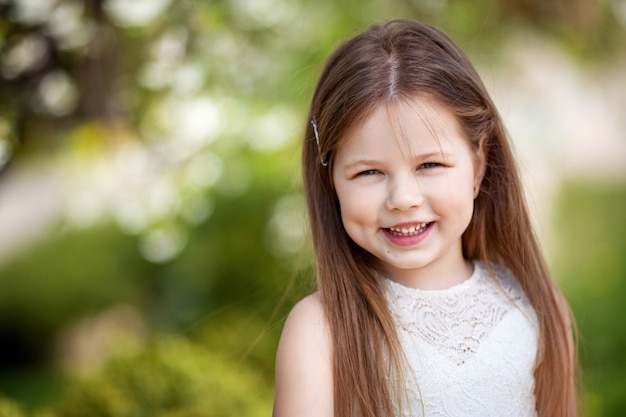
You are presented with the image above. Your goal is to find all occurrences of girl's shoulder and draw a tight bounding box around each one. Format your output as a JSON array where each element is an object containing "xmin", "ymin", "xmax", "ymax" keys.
[
  {"xmin": 280, "ymin": 293, "xmax": 330, "ymax": 346},
  {"xmin": 288, "ymin": 292, "xmax": 326, "ymax": 320},
  {"xmin": 273, "ymin": 293, "xmax": 333, "ymax": 417}
]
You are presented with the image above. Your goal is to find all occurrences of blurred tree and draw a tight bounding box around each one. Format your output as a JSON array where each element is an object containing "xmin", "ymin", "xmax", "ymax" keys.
[
  {"xmin": 48, "ymin": 333, "xmax": 273, "ymax": 417},
  {"xmin": 554, "ymin": 183, "xmax": 626, "ymax": 417},
  {"xmin": 0, "ymin": 0, "xmax": 623, "ymax": 173},
  {"xmin": 0, "ymin": 396, "xmax": 26, "ymax": 417}
]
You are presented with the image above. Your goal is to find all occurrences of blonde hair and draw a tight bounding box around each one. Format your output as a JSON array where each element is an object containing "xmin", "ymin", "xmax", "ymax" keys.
[{"xmin": 302, "ymin": 19, "xmax": 579, "ymax": 417}]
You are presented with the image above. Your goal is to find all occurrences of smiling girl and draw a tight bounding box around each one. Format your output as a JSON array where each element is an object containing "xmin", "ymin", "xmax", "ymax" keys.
[{"xmin": 273, "ymin": 19, "xmax": 580, "ymax": 417}]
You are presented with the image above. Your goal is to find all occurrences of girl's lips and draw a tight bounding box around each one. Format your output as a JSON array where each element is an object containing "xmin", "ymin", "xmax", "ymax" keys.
[{"xmin": 383, "ymin": 221, "xmax": 434, "ymax": 246}]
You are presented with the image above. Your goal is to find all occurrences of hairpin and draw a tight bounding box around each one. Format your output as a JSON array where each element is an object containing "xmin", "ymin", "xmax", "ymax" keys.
[{"xmin": 311, "ymin": 117, "xmax": 328, "ymax": 167}]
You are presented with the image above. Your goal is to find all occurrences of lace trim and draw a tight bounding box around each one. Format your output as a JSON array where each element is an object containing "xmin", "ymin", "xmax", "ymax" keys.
[{"xmin": 384, "ymin": 262, "xmax": 527, "ymax": 366}]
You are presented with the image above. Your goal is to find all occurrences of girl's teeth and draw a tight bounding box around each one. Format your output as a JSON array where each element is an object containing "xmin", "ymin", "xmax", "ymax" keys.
[{"xmin": 390, "ymin": 223, "xmax": 428, "ymax": 235}]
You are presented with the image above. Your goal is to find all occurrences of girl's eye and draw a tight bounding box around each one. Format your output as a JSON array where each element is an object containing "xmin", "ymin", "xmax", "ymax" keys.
[
  {"xmin": 419, "ymin": 162, "xmax": 441, "ymax": 169},
  {"xmin": 357, "ymin": 169, "xmax": 379, "ymax": 176}
]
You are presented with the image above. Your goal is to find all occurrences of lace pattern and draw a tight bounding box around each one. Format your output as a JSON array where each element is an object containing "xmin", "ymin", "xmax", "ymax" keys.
[{"xmin": 383, "ymin": 261, "xmax": 539, "ymax": 417}]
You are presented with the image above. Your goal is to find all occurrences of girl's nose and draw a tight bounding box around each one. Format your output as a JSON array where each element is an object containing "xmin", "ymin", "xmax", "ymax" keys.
[{"xmin": 385, "ymin": 174, "xmax": 424, "ymax": 211}]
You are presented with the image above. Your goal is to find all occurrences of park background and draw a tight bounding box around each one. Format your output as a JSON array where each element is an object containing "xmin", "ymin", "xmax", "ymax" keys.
[{"xmin": 0, "ymin": 0, "xmax": 625, "ymax": 415}]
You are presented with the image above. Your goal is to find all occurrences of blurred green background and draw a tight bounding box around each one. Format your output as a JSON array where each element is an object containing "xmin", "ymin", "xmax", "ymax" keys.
[{"xmin": 0, "ymin": 0, "xmax": 624, "ymax": 415}]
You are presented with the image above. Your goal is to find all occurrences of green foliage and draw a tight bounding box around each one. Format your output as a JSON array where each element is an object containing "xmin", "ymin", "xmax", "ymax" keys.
[
  {"xmin": 0, "ymin": 225, "xmax": 149, "ymax": 332},
  {"xmin": 48, "ymin": 334, "xmax": 272, "ymax": 417},
  {"xmin": 0, "ymin": 171, "xmax": 307, "ymax": 410},
  {"xmin": 0, "ymin": 397, "xmax": 26, "ymax": 417},
  {"xmin": 553, "ymin": 181, "xmax": 626, "ymax": 417}
]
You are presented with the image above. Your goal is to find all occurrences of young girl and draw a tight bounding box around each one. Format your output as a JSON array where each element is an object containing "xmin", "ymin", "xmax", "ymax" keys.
[{"xmin": 273, "ymin": 19, "xmax": 579, "ymax": 417}]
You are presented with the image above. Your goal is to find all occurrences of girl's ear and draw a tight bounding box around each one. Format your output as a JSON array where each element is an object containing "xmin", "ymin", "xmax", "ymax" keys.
[{"xmin": 473, "ymin": 135, "xmax": 487, "ymax": 199}]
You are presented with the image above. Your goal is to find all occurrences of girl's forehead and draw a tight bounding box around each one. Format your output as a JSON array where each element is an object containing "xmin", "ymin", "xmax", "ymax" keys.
[{"xmin": 338, "ymin": 97, "xmax": 465, "ymax": 153}]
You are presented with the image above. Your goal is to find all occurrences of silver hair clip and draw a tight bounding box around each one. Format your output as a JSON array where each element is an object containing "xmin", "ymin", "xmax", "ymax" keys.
[{"xmin": 311, "ymin": 117, "xmax": 328, "ymax": 167}]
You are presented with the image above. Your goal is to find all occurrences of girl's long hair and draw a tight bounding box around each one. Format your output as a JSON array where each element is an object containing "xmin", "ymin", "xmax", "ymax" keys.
[{"xmin": 302, "ymin": 19, "xmax": 578, "ymax": 417}]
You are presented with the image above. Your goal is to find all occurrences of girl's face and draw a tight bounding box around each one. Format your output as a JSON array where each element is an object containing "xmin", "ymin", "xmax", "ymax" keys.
[{"xmin": 332, "ymin": 97, "xmax": 485, "ymax": 289}]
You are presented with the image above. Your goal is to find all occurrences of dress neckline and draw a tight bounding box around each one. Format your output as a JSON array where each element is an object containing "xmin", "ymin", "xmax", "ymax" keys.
[{"xmin": 383, "ymin": 260, "xmax": 484, "ymax": 298}]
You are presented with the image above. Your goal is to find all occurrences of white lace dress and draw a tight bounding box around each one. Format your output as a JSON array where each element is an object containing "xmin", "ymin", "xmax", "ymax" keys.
[{"xmin": 383, "ymin": 261, "xmax": 539, "ymax": 417}]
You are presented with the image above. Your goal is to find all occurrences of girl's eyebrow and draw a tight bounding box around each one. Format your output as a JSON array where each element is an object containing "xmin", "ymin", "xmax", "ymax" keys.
[
  {"xmin": 413, "ymin": 151, "xmax": 451, "ymax": 159},
  {"xmin": 343, "ymin": 152, "xmax": 450, "ymax": 169},
  {"xmin": 342, "ymin": 159, "xmax": 382, "ymax": 170}
]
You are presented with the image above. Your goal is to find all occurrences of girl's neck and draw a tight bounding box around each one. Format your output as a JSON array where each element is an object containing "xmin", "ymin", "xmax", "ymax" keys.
[{"xmin": 379, "ymin": 254, "xmax": 474, "ymax": 291}]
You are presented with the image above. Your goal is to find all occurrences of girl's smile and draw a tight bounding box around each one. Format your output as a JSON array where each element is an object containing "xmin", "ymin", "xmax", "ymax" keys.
[
  {"xmin": 332, "ymin": 97, "xmax": 485, "ymax": 290},
  {"xmin": 384, "ymin": 221, "xmax": 434, "ymax": 246}
]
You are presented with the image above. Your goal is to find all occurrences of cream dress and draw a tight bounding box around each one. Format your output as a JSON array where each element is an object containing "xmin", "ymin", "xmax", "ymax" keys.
[{"xmin": 383, "ymin": 261, "xmax": 539, "ymax": 417}]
